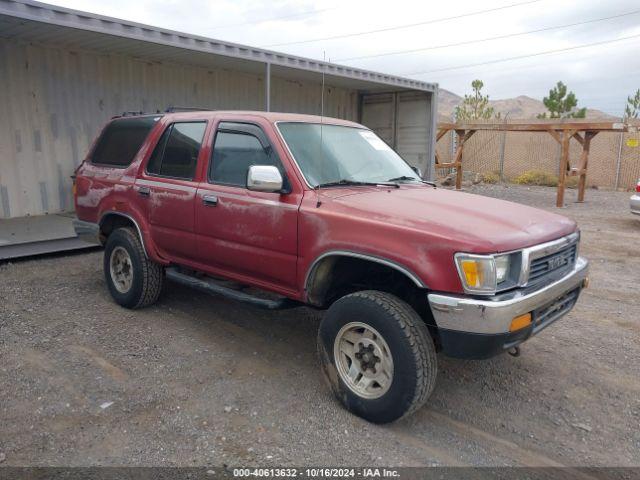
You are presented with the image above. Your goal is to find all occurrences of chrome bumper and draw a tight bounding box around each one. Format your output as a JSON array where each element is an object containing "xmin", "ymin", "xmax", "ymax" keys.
[
  {"xmin": 428, "ymin": 257, "xmax": 589, "ymax": 335},
  {"xmin": 631, "ymin": 194, "xmax": 640, "ymax": 216},
  {"xmin": 72, "ymin": 219, "xmax": 102, "ymax": 245}
]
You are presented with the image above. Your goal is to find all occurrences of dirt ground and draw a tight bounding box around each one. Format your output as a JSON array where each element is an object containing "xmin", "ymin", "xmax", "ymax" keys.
[{"xmin": 0, "ymin": 184, "xmax": 638, "ymax": 467}]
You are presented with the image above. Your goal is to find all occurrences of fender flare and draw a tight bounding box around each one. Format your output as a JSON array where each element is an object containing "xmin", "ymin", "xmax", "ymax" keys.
[
  {"xmin": 99, "ymin": 212, "xmax": 152, "ymax": 259},
  {"xmin": 304, "ymin": 250, "xmax": 427, "ymax": 303}
]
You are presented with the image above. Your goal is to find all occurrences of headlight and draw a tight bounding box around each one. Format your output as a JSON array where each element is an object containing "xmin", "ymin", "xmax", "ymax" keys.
[
  {"xmin": 455, "ymin": 253, "xmax": 516, "ymax": 294},
  {"xmin": 495, "ymin": 255, "xmax": 510, "ymax": 284}
]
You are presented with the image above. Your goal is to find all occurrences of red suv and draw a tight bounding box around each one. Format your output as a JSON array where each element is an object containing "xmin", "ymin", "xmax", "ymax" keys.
[{"xmin": 73, "ymin": 110, "xmax": 589, "ymax": 423}]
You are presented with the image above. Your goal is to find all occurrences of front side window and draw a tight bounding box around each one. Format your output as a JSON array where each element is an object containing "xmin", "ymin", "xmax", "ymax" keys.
[
  {"xmin": 277, "ymin": 123, "xmax": 417, "ymax": 187},
  {"xmin": 91, "ymin": 116, "xmax": 160, "ymax": 167},
  {"xmin": 146, "ymin": 122, "xmax": 206, "ymax": 180},
  {"xmin": 210, "ymin": 131, "xmax": 283, "ymax": 187}
]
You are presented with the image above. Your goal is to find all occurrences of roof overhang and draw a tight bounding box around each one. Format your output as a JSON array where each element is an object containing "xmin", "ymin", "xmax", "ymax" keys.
[{"xmin": 0, "ymin": 0, "xmax": 437, "ymax": 94}]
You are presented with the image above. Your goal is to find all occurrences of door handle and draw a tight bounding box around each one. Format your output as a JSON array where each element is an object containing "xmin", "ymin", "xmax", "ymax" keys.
[
  {"xmin": 202, "ymin": 194, "xmax": 218, "ymax": 206},
  {"xmin": 137, "ymin": 186, "xmax": 150, "ymax": 196}
]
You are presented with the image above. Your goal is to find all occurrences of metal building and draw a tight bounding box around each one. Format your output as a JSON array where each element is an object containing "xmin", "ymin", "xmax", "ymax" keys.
[{"xmin": 0, "ymin": 0, "xmax": 437, "ymax": 252}]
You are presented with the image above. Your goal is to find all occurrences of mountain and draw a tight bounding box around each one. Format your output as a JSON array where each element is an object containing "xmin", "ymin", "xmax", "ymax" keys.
[{"xmin": 437, "ymin": 89, "xmax": 616, "ymax": 121}]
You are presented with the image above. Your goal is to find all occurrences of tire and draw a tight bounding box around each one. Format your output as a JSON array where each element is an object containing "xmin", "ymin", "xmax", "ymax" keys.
[
  {"xmin": 103, "ymin": 227, "xmax": 163, "ymax": 309},
  {"xmin": 317, "ymin": 290, "xmax": 437, "ymax": 423}
]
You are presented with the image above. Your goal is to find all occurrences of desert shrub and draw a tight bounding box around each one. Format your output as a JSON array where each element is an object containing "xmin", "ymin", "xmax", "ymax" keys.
[
  {"xmin": 565, "ymin": 176, "xmax": 580, "ymax": 189},
  {"xmin": 513, "ymin": 170, "xmax": 559, "ymax": 187},
  {"xmin": 482, "ymin": 171, "xmax": 500, "ymax": 184}
]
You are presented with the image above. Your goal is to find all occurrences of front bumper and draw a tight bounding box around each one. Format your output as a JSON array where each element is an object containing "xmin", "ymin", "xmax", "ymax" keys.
[
  {"xmin": 631, "ymin": 194, "xmax": 640, "ymax": 216},
  {"xmin": 428, "ymin": 257, "xmax": 589, "ymax": 359}
]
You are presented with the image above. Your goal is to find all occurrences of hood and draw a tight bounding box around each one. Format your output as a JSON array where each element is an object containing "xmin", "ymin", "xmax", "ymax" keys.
[{"xmin": 322, "ymin": 186, "xmax": 577, "ymax": 253}]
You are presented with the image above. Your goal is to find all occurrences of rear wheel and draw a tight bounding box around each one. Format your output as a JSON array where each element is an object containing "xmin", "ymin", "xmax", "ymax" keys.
[
  {"xmin": 317, "ymin": 290, "xmax": 437, "ymax": 423},
  {"xmin": 103, "ymin": 227, "xmax": 163, "ymax": 309}
]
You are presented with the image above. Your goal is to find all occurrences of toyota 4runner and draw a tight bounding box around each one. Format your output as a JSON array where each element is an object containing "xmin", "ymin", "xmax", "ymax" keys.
[{"xmin": 73, "ymin": 110, "xmax": 589, "ymax": 423}]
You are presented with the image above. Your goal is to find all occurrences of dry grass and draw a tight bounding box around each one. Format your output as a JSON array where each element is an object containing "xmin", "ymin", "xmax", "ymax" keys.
[
  {"xmin": 481, "ymin": 172, "xmax": 501, "ymax": 184},
  {"xmin": 513, "ymin": 170, "xmax": 559, "ymax": 186},
  {"xmin": 512, "ymin": 170, "xmax": 581, "ymax": 188}
]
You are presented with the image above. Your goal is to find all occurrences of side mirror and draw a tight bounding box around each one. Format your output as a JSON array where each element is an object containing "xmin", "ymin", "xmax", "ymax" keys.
[
  {"xmin": 411, "ymin": 166, "xmax": 423, "ymax": 178},
  {"xmin": 247, "ymin": 165, "xmax": 284, "ymax": 193}
]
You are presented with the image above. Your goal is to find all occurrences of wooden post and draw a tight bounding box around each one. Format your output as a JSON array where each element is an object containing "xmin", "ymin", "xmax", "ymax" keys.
[
  {"xmin": 556, "ymin": 130, "xmax": 572, "ymax": 207},
  {"xmin": 434, "ymin": 127, "xmax": 452, "ymax": 173},
  {"xmin": 449, "ymin": 130, "xmax": 477, "ymax": 189},
  {"xmin": 436, "ymin": 127, "xmax": 450, "ymax": 142},
  {"xmin": 577, "ymin": 131, "xmax": 596, "ymax": 202},
  {"xmin": 434, "ymin": 127, "xmax": 451, "ymax": 170},
  {"xmin": 454, "ymin": 130, "xmax": 466, "ymax": 189}
]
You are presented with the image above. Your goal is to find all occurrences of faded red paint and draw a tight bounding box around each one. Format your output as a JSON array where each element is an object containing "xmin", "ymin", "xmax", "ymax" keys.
[{"xmin": 75, "ymin": 111, "xmax": 577, "ymax": 300}]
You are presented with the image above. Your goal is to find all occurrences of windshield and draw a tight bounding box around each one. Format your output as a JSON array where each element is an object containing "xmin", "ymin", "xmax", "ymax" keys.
[{"xmin": 277, "ymin": 123, "xmax": 418, "ymax": 187}]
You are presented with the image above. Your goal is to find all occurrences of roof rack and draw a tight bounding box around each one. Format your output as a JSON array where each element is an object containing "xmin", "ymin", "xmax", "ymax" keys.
[
  {"xmin": 165, "ymin": 106, "xmax": 210, "ymax": 113},
  {"xmin": 113, "ymin": 110, "xmax": 164, "ymax": 119},
  {"xmin": 120, "ymin": 111, "xmax": 147, "ymax": 117}
]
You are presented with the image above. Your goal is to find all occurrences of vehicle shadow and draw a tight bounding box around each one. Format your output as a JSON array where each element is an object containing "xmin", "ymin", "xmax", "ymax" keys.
[{"xmin": 157, "ymin": 279, "xmax": 541, "ymax": 416}]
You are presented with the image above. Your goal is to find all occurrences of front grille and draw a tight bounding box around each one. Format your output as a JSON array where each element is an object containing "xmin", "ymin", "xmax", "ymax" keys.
[
  {"xmin": 528, "ymin": 243, "xmax": 577, "ymax": 285},
  {"xmin": 533, "ymin": 288, "xmax": 580, "ymax": 332}
]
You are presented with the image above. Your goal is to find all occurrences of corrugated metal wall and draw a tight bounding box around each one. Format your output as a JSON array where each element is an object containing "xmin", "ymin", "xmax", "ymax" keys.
[
  {"xmin": 360, "ymin": 91, "xmax": 434, "ymax": 175},
  {"xmin": 0, "ymin": 38, "xmax": 359, "ymax": 218}
]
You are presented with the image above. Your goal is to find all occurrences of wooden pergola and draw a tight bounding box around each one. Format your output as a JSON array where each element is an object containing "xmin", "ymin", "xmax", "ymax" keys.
[{"xmin": 435, "ymin": 121, "xmax": 634, "ymax": 207}]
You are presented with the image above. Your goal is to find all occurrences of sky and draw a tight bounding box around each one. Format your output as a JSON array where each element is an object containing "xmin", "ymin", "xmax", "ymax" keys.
[{"xmin": 44, "ymin": 0, "xmax": 640, "ymax": 116}]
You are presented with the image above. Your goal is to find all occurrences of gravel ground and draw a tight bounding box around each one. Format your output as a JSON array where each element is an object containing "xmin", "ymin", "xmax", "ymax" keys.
[{"xmin": 0, "ymin": 185, "xmax": 638, "ymax": 467}]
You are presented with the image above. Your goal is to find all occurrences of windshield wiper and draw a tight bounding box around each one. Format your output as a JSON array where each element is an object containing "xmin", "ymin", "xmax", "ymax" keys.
[
  {"xmin": 387, "ymin": 175, "xmax": 417, "ymax": 182},
  {"xmin": 316, "ymin": 179, "xmax": 399, "ymax": 188},
  {"xmin": 387, "ymin": 175, "xmax": 437, "ymax": 187}
]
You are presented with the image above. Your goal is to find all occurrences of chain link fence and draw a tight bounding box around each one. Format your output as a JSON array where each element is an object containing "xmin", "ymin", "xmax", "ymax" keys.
[{"xmin": 435, "ymin": 119, "xmax": 640, "ymax": 190}]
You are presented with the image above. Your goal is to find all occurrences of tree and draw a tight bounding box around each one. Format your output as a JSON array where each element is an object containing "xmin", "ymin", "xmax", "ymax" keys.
[
  {"xmin": 537, "ymin": 81, "xmax": 586, "ymax": 119},
  {"xmin": 624, "ymin": 89, "xmax": 640, "ymax": 120},
  {"xmin": 455, "ymin": 79, "xmax": 501, "ymax": 120}
]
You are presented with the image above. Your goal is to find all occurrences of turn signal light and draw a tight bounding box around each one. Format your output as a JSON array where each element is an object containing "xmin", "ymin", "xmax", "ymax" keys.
[
  {"xmin": 460, "ymin": 259, "xmax": 481, "ymax": 287},
  {"xmin": 636, "ymin": 181, "xmax": 640, "ymax": 193},
  {"xmin": 509, "ymin": 313, "xmax": 532, "ymax": 332}
]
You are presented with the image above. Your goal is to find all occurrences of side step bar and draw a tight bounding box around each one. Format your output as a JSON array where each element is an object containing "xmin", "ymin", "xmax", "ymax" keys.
[{"xmin": 165, "ymin": 268, "xmax": 299, "ymax": 310}]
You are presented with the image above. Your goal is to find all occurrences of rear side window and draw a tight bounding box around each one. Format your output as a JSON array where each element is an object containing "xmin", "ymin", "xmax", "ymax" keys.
[
  {"xmin": 146, "ymin": 122, "xmax": 207, "ymax": 180},
  {"xmin": 91, "ymin": 116, "xmax": 159, "ymax": 167},
  {"xmin": 210, "ymin": 131, "xmax": 280, "ymax": 186}
]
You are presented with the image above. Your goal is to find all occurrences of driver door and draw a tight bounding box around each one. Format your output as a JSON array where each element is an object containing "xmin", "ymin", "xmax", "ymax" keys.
[{"xmin": 195, "ymin": 121, "xmax": 301, "ymax": 292}]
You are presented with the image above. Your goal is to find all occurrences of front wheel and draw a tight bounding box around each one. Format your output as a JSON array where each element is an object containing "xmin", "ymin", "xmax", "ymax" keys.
[{"xmin": 317, "ymin": 290, "xmax": 437, "ymax": 423}]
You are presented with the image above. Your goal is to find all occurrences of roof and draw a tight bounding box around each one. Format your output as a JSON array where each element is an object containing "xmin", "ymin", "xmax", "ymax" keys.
[
  {"xmin": 114, "ymin": 110, "xmax": 366, "ymax": 128},
  {"xmin": 0, "ymin": 0, "xmax": 437, "ymax": 93}
]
